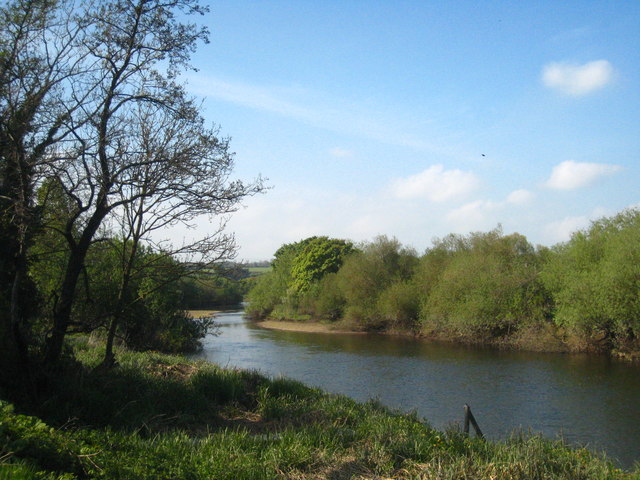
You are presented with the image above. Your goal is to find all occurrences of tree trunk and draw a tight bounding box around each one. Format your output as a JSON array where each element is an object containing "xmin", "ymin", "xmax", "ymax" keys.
[
  {"xmin": 10, "ymin": 255, "xmax": 30, "ymax": 366},
  {"xmin": 1, "ymin": 139, "xmax": 33, "ymax": 373},
  {"xmin": 44, "ymin": 207, "xmax": 108, "ymax": 365},
  {"xmin": 102, "ymin": 315, "xmax": 119, "ymax": 368},
  {"xmin": 102, "ymin": 241, "xmax": 140, "ymax": 367},
  {"xmin": 102, "ymin": 196, "xmax": 146, "ymax": 367}
]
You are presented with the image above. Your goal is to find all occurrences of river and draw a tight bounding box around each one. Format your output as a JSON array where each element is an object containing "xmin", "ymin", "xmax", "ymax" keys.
[{"xmin": 192, "ymin": 308, "xmax": 640, "ymax": 469}]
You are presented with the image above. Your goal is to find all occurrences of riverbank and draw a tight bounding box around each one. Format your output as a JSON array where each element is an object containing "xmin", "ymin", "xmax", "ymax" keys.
[
  {"xmin": 1, "ymin": 340, "xmax": 634, "ymax": 479},
  {"xmin": 258, "ymin": 319, "xmax": 367, "ymax": 334},
  {"xmin": 256, "ymin": 317, "xmax": 640, "ymax": 361}
]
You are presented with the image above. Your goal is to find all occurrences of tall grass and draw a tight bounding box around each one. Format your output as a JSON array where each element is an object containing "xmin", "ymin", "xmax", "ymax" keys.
[{"xmin": 1, "ymin": 340, "xmax": 636, "ymax": 479}]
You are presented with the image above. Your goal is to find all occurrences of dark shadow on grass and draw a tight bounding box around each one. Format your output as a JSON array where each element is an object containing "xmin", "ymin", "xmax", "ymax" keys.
[
  {"xmin": 6, "ymin": 347, "xmax": 329, "ymax": 440},
  {"xmin": 6, "ymin": 354, "xmax": 262, "ymax": 435}
]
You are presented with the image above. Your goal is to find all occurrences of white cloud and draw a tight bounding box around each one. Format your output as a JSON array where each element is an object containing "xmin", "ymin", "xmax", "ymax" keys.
[
  {"xmin": 329, "ymin": 147, "xmax": 354, "ymax": 158},
  {"xmin": 541, "ymin": 206, "xmax": 611, "ymax": 244},
  {"xmin": 507, "ymin": 189, "xmax": 534, "ymax": 204},
  {"xmin": 390, "ymin": 165, "xmax": 480, "ymax": 202},
  {"xmin": 545, "ymin": 160, "xmax": 622, "ymax": 190},
  {"xmin": 446, "ymin": 200, "xmax": 499, "ymax": 231},
  {"xmin": 541, "ymin": 60, "xmax": 613, "ymax": 96},
  {"xmin": 543, "ymin": 215, "xmax": 590, "ymax": 243}
]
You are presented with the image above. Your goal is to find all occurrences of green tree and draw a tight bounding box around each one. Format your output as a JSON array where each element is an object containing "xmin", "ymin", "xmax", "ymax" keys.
[
  {"xmin": 0, "ymin": 0, "xmax": 87, "ymax": 376},
  {"xmin": 179, "ymin": 274, "xmax": 244, "ymax": 309},
  {"xmin": 245, "ymin": 267, "xmax": 290, "ymax": 319},
  {"xmin": 37, "ymin": 0, "xmax": 264, "ymax": 365},
  {"xmin": 336, "ymin": 236, "xmax": 418, "ymax": 329},
  {"xmin": 421, "ymin": 228, "xmax": 549, "ymax": 338},
  {"xmin": 1, "ymin": 0, "xmax": 263, "ymax": 372},
  {"xmin": 246, "ymin": 236, "xmax": 355, "ymax": 320},
  {"xmin": 289, "ymin": 237, "xmax": 355, "ymax": 293},
  {"xmin": 541, "ymin": 209, "xmax": 640, "ymax": 350},
  {"xmin": 376, "ymin": 280, "xmax": 420, "ymax": 332},
  {"xmin": 309, "ymin": 272, "xmax": 346, "ymax": 321}
]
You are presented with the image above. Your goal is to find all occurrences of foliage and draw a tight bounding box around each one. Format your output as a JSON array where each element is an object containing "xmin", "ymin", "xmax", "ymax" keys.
[
  {"xmin": 31, "ymin": 230, "xmax": 217, "ymax": 354},
  {"xmin": 0, "ymin": 0, "xmax": 84, "ymax": 374},
  {"xmin": 246, "ymin": 212, "xmax": 640, "ymax": 355},
  {"xmin": 246, "ymin": 236, "xmax": 355, "ymax": 320},
  {"xmin": 306, "ymin": 273, "xmax": 346, "ymax": 321},
  {"xmin": 541, "ymin": 209, "xmax": 640, "ymax": 350},
  {"xmin": 334, "ymin": 236, "xmax": 419, "ymax": 329},
  {"xmin": 245, "ymin": 265, "xmax": 290, "ymax": 319},
  {"xmin": 377, "ymin": 280, "xmax": 421, "ymax": 332},
  {"xmin": 0, "ymin": 402, "xmax": 84, "ymax": 478},
  {"xmin": 289, "ymin": 237, "xmax": 355, "ymax": 293},
  {"xmin": 421, "ymin": 228, "xmax": 550, "ymax": 338},
  {"xmin": 0, "ymin": 0, "xmax": 263, "ymax": 371},
  {"xmin": 179, "ymin": 274, "xmax": 244, "ymax": 309}
]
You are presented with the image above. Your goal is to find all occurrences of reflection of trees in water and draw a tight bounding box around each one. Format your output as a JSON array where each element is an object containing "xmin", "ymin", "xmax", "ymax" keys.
[{"xmin": 268, "ymin": 327, "xmax": 525, "ymax": 362}]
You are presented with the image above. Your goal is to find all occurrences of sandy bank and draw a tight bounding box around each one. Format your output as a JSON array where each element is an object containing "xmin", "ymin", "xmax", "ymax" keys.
[
  {"xmin": 257, "ymin": 320, "xmax": 366, "ymax": 335},
  {"xmin": 187, "ymin": 310, "xmax": 219, "ymax": 318}
]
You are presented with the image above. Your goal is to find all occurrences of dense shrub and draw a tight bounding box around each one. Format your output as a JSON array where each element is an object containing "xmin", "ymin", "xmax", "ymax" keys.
[
  {"xmin": 420, "ymin": 229, "xmax": 550, "ymax": 338},
  {"xmin": 30, "ymin": 235, "xmax": 217, "ymax": 354},
  {"xmin": 179, "ymin": 275, "xmax": 244, "ymax": 309},
  {"xmin": 335, "ymin": 236, "xmax": 418, "ymax": 329},
  {"xmin": 246, "ymin": 211, "xmax": 640, "ymax": 355},
  {"xmin": 245, "ymin": 236, "xmax": 355, "ymax": 320},
  {"xmin": 308, "ymin": 273, "xmax": 346, "ymax": 321},
  {"xmin": 541, "ymin": 209, "xmax": 640, "ymax": 350},
  {"xmin": 245, "ymin": 268, "xmax": 289, "ymax": 319},
  {"xmin": 377, "ymin": 280, "xmax": 420, "ymax": 332}
]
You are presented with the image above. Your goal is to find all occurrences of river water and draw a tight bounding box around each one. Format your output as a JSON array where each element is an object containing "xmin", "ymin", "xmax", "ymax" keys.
[{"xmin": 193, "ymin": 309, "xmax": 640, "ymax": 469}]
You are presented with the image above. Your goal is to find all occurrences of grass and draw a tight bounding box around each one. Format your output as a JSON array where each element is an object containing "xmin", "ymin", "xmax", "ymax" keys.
[
  {"xmin": 1, "ymin": 340, "xmax": 637, "ymax": 479},
  {"xmin": 247, "ymin": 266, "xmax": 272, "ymax": 276}
]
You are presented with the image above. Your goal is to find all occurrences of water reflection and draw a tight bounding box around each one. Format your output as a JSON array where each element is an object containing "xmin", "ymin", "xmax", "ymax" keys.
[{"xmin": 194, "ymin": 310, "xmax": 640, "ymax": 468}]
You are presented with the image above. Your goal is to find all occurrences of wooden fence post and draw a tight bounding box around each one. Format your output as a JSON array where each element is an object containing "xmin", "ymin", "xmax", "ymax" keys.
[{"xmin": 463, "ymin": 404, "xmax": 484, "ymax": 439}]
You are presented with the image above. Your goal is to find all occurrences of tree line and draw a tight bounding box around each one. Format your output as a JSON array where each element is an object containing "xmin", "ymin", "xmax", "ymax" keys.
[
  {"xmin": 247, "ymin": 209, "xmax": 640, "ymax": 355},
  {"xmin": 0, "ymin": 0, "xmax": 263, "ymax": 384}
]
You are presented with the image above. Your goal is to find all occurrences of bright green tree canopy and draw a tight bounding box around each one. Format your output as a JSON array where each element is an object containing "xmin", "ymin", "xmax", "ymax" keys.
[{"xmin": 289, "ymin": 237, "xmax": 355, "ymax": 293}]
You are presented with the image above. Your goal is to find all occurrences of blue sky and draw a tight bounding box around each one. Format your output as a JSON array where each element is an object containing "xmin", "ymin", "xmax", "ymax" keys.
[{"xmin": 178, "ymin": 1, "xmax": 639, "ymax": 261}]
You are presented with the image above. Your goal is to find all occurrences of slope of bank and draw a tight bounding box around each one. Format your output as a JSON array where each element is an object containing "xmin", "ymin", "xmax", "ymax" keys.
[
  {"xmin": 256, "ymin": 317, "xmax": 640, "ymax": 361},
  {"xmin": 258, "ymin": 319, "xmax": 366, "ymax": 334},
  {"xmin": 0, "ymin": 341, "xmax": 636, "ymax": 479}
]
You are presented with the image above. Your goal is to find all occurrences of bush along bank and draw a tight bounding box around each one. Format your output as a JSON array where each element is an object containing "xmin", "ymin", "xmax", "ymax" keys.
[
  {"xmin": 0, "ymin": 341, "xmax": 636, "ymax": 479},
  {"xmin": 247, "ymin": 210, "xmax": 640, "ymax": 358}
]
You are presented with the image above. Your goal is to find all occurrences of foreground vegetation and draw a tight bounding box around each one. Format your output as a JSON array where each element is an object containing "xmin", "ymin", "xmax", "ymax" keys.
[
  {"xmin": 1, "ymin": 342, "xmax": 635, "ymax": 479},
  {"xmin": 247, "ymin": 210, "xmax": 640, "ymax": 357}
]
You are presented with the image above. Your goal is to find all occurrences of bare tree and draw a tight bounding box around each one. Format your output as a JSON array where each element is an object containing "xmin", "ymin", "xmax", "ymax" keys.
[
  {"xmin": 0, "ymin": 0, "xmax": 263, "ymax": 369},
  {"xmin": 99, "ymin": 99, "xmax": 263, "ymax": 366},
  {"xmin": 42, "ymin": 0, "xmax": 264, "ymax": 364}
]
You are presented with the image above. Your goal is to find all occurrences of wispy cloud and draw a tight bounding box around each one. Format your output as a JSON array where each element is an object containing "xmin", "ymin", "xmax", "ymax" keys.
[
  {"xmin": 329, "ymin": 147, "xmax": 354, "ymax": 158},
  {"xmin": 506, "ymin": 189, "xmax": 534, "ymax": 204},
  {"xmin": 545, "ymin": 160, "xmax": 621, "ymax": 190},
  {"xmin": 446, "ymin": 200, "xmax": 499, "ymax": 231},
  {"xmin": 186, "ymin": 74, "xmax": 475, "ymax": 158},
  {"xmin": 543, "ymin": 215, "xmax": 590, "ymax": 244},
  {"xmin": 390, "ymin": 165, "xmax": 480, "ymax": 202},
  {"xmin": 187, "ymin": 76, "xmax": 315, "ymax": 120},
  {"xmin": 541, "ymin": 60, "xmax": 613, "ymax": 96}
]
